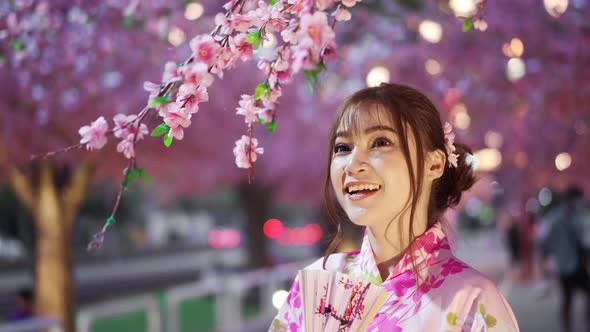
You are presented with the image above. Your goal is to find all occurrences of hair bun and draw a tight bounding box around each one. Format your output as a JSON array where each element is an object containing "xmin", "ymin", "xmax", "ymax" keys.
[{"xmin": 434, "ymin": 143, "xmax": 477, "ymax": 210}]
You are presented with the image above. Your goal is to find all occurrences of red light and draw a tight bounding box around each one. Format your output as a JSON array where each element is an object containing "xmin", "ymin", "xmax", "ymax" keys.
[{"xmin": 263, "ymin": 219, "xmax": 284, "ymax": 239}]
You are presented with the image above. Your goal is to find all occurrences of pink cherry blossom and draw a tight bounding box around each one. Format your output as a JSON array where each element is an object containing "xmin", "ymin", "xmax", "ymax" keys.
[
  {"xmin": 230, "ymin": 13, "xmax": 259, "ymax": 32},
  {"xmin": 341, "ymin": 0, "xmax": 361, "ymax": 7},
  {"xmin": 261, "ymin": 88, "xmax": 282, "ymax": 108},
  {"xmin": 215, "ymin": 46, "xmax": 237, "ymax": 71},
  {"xmin": 473, "ymin": 18, "xmax": 488, "ymax": 31},
  {"xmin": 113, "ymin": 114, "xmax": 136, "ymax": 139},
  {"xmin": 182, "ymin": 62, "xmax": 214, "ymax": 87},
  {"xmin": 143, "ymin": 81, "xmax": 160, "ymax": 98},
  {"xmin": 315, "ymin": 0, "xmax": 336, "ymax": 11},
  {"xmin": 116, "ymin": 135, "xmax": 135, "ymax": 159},
  {"xmin": 236, "ymin": 94, "xmax": 261, "ymax": 124},
  {"xmin": 332, "ymin": 6, "xmax": 352, "ymax": 21},
  {"xmin": 168, "ymin": 126, "xmax": 185, "ymax": 140},
  {"xmin": 163, "ymin": 107, "xmax": 191, "ymax": 129},
  {"xmin": 189, "ymin": 35, "xmax": 221, "ymax": 66},
  {"xmin": 176, "ymin": 83, "xmax": 208, "ymax": 114},
  {"xmin": 233, "ymin": 135, "xmax": 264, "ymax": 169},
  {"xmin": 281, "ymin": 29, "xmax": 298, "ymax": 44},
  {"xmin": 162, "ymin": 61, "xmax": 182, "ymax": 83},
  {"xmin": 214, "ymin": 13, "xmax": 232, "ymax": 35},
  {"xmin": 298, "ymin": 11, "xmax": 335, "ymax": 50},
  {"xmin": 79, "ymin": 116, "xmax": 108, "ymax": 151},
  {"xmin": 231, "ymin": 34, "xmax": 254, "ymax": 61},
  {"xmin": 255, "ymin": 1, "xmax": 289, "ymax": 33},
  {"xmin": 258, "ymin": 108, "xmax": 274, "ymax": 123}
]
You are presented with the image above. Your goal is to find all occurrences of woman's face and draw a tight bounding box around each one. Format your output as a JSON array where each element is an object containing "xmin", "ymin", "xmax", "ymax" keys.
[{"xmin": 330, "ymin": 105, "xmax": 417, "ymax": 228}]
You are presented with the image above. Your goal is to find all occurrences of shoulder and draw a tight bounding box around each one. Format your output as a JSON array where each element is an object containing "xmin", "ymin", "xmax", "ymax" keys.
[{"xmin": 439, "ymin": 260, "xmax": 519, "ymax": 330}]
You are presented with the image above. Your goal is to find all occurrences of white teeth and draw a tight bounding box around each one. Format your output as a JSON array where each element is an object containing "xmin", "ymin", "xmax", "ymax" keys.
[{"xmin": 347, "ymin": 184, "xmax": 381, "ymax": 193}]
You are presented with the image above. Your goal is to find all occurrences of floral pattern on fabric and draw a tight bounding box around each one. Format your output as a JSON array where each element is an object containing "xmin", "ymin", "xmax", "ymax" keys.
[{"xmin": 269, "ymin": 223, "xmax": 520, "ymax": 331}]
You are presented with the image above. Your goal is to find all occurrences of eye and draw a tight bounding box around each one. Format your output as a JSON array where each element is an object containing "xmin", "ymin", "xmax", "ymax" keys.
[
  {"xmin": 372, "ymin": 137, "xmax": 392, "ymax": 148},
  {"xmin": 334, "ymin": 143, "xmax": 350, "ymax": 154}
]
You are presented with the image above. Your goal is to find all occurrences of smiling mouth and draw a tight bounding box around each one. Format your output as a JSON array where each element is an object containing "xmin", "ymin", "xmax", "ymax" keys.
[{"xmin": 346, "ymin": 185, "xmax": 381, "ymax": 201}]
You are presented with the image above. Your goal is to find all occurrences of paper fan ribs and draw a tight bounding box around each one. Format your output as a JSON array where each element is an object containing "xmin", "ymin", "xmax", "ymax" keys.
[{"xmin": 298, "ymin": 269, "xmax": 388, "ymax": 331}]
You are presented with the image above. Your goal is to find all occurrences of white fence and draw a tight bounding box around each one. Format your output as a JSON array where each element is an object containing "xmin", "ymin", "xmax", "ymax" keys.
[{"xmin": 75, "ymin": 259, "xmax": 311, "ymax": 332}]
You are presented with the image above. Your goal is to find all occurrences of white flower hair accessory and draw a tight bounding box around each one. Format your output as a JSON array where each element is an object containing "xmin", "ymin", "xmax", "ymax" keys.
[
  {"xmin": 443, "ymin": 122, "xmax": 459, "ymax": 168},
  {"xmin": 465, "ymin": 153, "xmax": 479, "ymax": 171}
]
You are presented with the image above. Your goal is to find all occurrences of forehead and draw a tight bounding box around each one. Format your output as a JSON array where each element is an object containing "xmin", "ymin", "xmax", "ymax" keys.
[{"xmin": 336, "ymin": 103, "xmax": 396, "ymax": 135}]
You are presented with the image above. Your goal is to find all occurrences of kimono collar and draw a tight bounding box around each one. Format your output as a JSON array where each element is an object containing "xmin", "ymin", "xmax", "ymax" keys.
[{"xmin": 355, "ymin": 222, "xmax": 451, "ymax": 285}]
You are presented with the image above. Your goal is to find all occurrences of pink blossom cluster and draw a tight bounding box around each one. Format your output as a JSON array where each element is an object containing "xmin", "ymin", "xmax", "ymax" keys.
[{"xmin": 78, "ymin": 0, "xmax": 364, "ymax": 168}]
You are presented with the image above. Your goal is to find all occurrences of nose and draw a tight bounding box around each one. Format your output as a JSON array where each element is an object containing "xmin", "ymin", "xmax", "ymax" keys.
[{"xmin": 344, "ymin": 147, "xmax": 369, "ymax": 175}]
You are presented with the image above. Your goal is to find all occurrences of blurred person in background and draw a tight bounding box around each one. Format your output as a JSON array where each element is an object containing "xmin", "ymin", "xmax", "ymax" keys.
[
  {"xmin": 543, "ymin": 185, "xmax": 590, "ymax": 332},
  {"xmin": 5, "ymin": 288, "xmax": 33, "ymax": 322},
  {"xmin": 269, "ymin": 84, "xmax": 519, "ymax": 331}
]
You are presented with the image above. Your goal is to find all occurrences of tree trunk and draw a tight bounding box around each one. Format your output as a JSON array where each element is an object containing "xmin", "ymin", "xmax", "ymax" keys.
[
  {"xmin": 237, "ymin": 181, "xmax": 272, "ymax": 269},
  {"xmin": 7, "ymin": 160, "xmax": 92, "ymax": 332}
]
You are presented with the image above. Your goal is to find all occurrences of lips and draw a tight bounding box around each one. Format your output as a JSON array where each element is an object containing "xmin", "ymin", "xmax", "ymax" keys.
[{"xmin": 344, "ymin": 181, "xmax": 382, "ymax": 201}]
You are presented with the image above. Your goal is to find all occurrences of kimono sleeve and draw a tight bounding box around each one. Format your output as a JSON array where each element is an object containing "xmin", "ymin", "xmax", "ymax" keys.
[
  {"xmin": 460, "ymin": 286, "xmax": 520, "ymax": 332},
  {"xmin": 268, "ymin": 274, "xmax": 303, "ymax": 332}
]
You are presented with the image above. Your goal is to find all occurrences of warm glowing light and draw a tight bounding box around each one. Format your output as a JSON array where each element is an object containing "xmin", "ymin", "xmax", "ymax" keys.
[
  {"xmin": 475, "ymin": 148, "xmax": 502, "ymax": 171},
  {"xmin": 185, "ymin": 2, "xmax": 204, "ymax": 20},
  {"xmin": 544, "ymin": 0, "xmax": 569, "ymax": 17},
  {"xmin": 506, "ymin": 58, "xmax": 526, "ymax": 82},
  {"xmin": 262, "ymin": 33, "xmax": 277, "ymax": 48},
  {"xmin": 366, "ymin": 66, "xmax": 390, "ymax": 87},
  {"xmin": 418, "ymin": 20, "xmax": 443, "ymax": 43},
  {"xmin": 168, "ymin": 27, "xmax": 186, "ymax": 47},
  {"xmin": 510, "ymin": 38, "xmax": 524, "ymax": 57},
  {"xmin": 451, "ymin": 103, "xmax": 467, "ymax": 115},
  {"xmin": 454, "ymin": 111, "xmax": 471, "ymax": 129},
  {"xmin": 272, "ymin": 290, "xmax": 289, "ymax": 309},
  {"xmin": 484, "ymin": 131, "xmax": 503, "ymax": 148},
  {"xmin": 555, "ymin": 152, "xmax": 572, "ymax": 171},
  {"xmin": 425, "ymin": 59, "xmax": 442, "ymax": 76},
  {"xmin": 449, "ymin": 0, "xmax": 477, "ymax": 16}
]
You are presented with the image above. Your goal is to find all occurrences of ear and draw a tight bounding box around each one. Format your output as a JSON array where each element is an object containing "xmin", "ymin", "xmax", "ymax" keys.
[{"xmin": 426, "ymin": 149, "xmax": 445, "ymax": 181}]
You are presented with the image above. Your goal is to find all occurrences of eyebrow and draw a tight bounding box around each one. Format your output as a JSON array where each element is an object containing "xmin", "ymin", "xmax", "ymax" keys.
[{"xmin": 335, "ymin": 125, "xmax": 397, "ymax": 139}]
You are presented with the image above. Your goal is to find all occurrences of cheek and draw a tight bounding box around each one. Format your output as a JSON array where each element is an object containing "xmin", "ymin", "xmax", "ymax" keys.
[{"xmin": 329, "ymin": 160, "xmax": 343, "ymax": 192}]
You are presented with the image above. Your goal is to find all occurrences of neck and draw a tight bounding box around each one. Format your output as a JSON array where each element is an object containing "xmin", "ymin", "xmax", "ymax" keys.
[{"xmin": 367, "ymin": 199, "xmax": 430, "ymax": 281}]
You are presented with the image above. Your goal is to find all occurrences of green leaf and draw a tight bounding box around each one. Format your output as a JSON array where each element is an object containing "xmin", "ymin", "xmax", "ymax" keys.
[
  {"xmin": 163, "ymin": 134, "xmax": 173, "ymax": 147},
  {"xmin": 11, "ymin": 39, "xmax": 23, "ymax": 51},
  {"xmin": 254, "ymin": 83, "xmax": 268, "ymax": 100},
  {"xmin": 246, "ymin": 31, "xmax": 261, "ymax": 50},
  {"xmin": 484, "ymin": 314, "xmax": 497, "ymax": 327},
  {"xmin": 151, "ymin": 123, "xmax": 170, "ymax": 137},
  {"xmin": 266, "ymin": 120, "xmax": 277, "ymax": 133},
  {"xmin": 123, "ymin": 15, "xmax": 134, "ymax": 28},
  {"xmin": 304, "ymin": 70, "xmax": 315, "ymax": 93},
  {"xmin": 148, "ymin": 96, "xmax": 168, "ymax": 108},
  {"xmin": 462, "ymin": 17, "xmax": 473, "ymax": 32},
  {"xmin": 269, "ymin": 0, "xmax": 277, "ymax": 5},
  {"xmin": 106, "ymin": 216, "xmax": 116, "ymax": 226},
  {"xmin": 127, "ymin": 168, "xmax": 141, "ymax": 186},
  {"xmin": 138, "ymin": 169, "xmax": 153, "ymax": 183}
]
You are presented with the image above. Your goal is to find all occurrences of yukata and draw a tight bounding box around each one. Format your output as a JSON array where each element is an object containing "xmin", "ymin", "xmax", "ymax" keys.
[{"xmin": 269, "ymin": 223, "xmax": 519, "ymax": 331}]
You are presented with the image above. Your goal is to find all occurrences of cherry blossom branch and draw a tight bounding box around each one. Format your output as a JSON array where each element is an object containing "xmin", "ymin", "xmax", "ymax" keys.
[{"xmin": 28, "ymin": 0, "xmax": 489, "ymax": 251}]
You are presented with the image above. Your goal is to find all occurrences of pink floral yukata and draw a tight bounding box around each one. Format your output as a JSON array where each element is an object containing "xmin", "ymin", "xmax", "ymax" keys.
[{"xmin": 269, "ymin": 223, "xmax": 519, "ymax": 331}]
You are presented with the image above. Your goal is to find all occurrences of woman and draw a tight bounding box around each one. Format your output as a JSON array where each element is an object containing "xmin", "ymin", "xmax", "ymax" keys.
[{"xmin": 269, "ymin": 83, "xmax": 519, "ymax": 331}]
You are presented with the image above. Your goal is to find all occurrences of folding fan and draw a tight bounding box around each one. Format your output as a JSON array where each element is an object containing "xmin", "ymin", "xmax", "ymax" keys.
[{"xmin": 298, "ymin": 269, "xmax": 388, "ymax": 331}]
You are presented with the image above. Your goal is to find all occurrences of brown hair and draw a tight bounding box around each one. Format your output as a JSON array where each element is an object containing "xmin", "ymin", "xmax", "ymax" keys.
[{"xmin": 322, "ymin": 83, "xmax": 476, "ymax": 270}]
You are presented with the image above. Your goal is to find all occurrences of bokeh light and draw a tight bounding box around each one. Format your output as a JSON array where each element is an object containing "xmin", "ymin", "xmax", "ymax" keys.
[
  {"xmin": 185, "ymin": 2, "xmax": 204, "ymax": 21},
  {"xmin": 366, "ymin": 65, "xmax": 390, "ymax": 87},
  {"xmin": 555, "ymin": 152, "xmax": 572, "ymax": 171},
  {"xmin": 419, "ymin": 20, "xmax": 443, "ymax": 43},
  {"xmin": 544, "ymin": 0, "xmax": 569, "ymax": 17},
  {"xmin": 506, "ymin": 58, "xmax": 526, "ymax": 82},
  {"xmin": 168, "ymin": 26, "xmax": 186, "ymax": 47},
  {"xmin": 475, "ymin": 148, "xmax": 502, "ymax": 171},
  {"xmin": 272, "ymin": 290, "xmax": 289, "ymax": 309}
]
